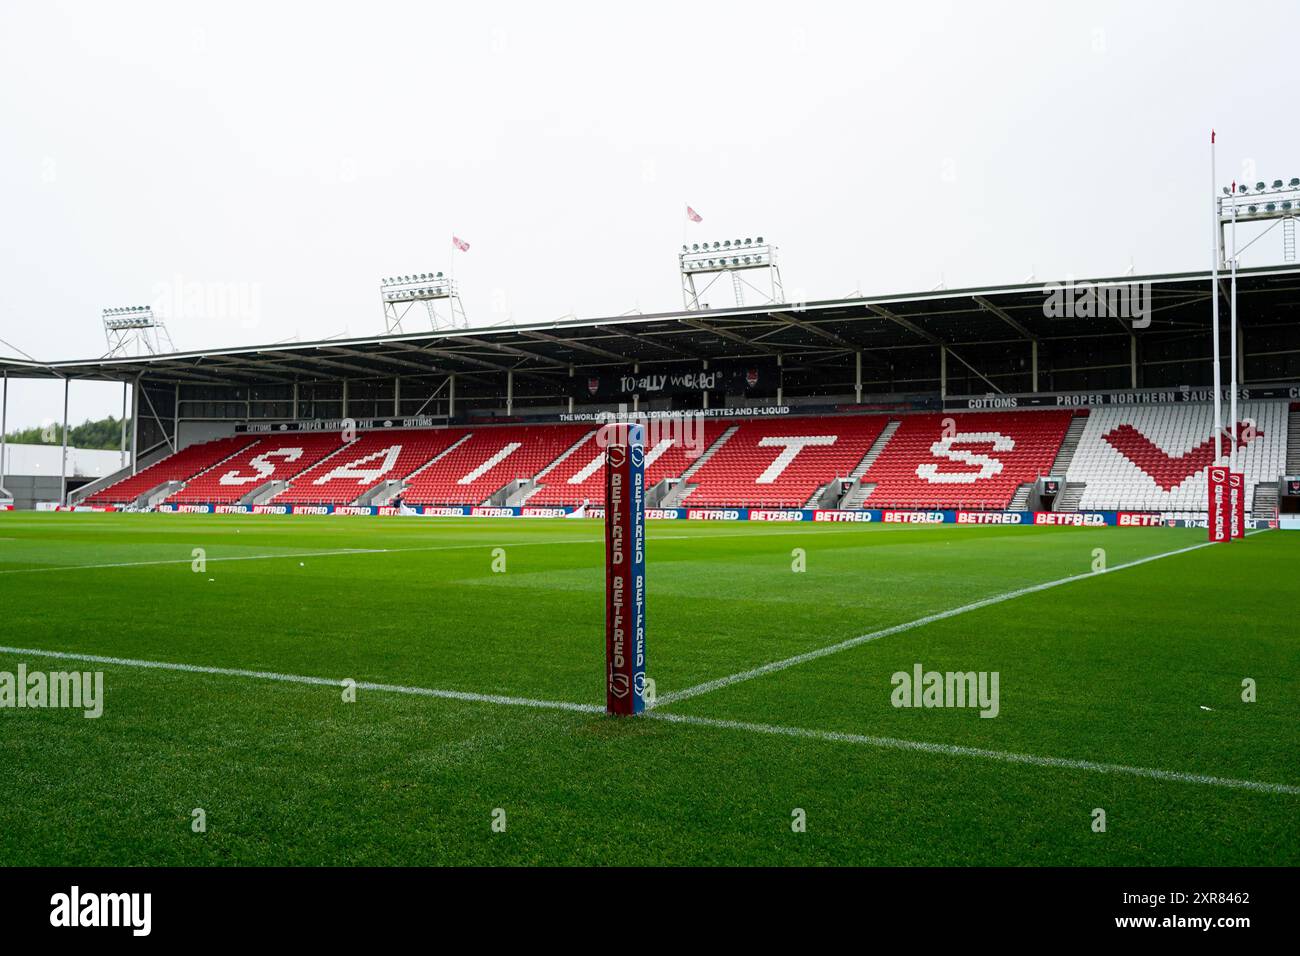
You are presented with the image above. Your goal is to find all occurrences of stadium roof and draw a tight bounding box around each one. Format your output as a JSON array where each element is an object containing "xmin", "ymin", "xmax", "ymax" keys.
[{"xmin": 3, "ymin": 265, "xmax": 1299, "ymax": 386}]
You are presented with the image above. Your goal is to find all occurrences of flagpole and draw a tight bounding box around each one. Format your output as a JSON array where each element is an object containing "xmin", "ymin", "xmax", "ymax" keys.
[{"xmin": 1210, "ymin": 131, "xmax": 1223, "ymax": 465}]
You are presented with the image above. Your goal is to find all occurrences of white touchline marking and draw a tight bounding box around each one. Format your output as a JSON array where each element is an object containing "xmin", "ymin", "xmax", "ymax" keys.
[
  {"xmin": 0, "ymin": 643, "xmax": 1292, "ymax": 796},
  {"xmin": 643, "ymin": 711, "xmax": 1300, "ymax": 796},
  {"xmin": 0, "ymin": 538, "xmax": 590, "ymax": 575},
  {"xmin": 0, "ymin": 524, "xmax": 879, "ymax": 576},
  {"xmin": 656, "ymin": 532, "xmax": 1265, "ymax": 707},
  {"xmin": 0, "ymin": 645, "xmax": 602, "ymax": 714},
  {"xmin": 0, "ymin": 547, "xmax": 387, "ymax": 575}
]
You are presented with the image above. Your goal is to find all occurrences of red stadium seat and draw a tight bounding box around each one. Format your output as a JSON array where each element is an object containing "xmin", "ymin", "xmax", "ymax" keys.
[
  {"xmin": 681, "ymin": 416, "xmax": 889, "ymax": 508},
  {"xmin": 862, "ymin": 411, "xmax": 1072, "ymax": 510},
  {"xmin": 85, "ymin": 436, "xmax": 255, "ymax": 505},
  {"xmin": 273, "ymin": 429, "xmax": 467, "ymax": 506},
  {"xmin": 403, "ymin": 425, "xmax": 592, "ymax": 506},
  {"xmin": 167, "ymin": 433, "xmax": 344, "ymax": 504},
  {"xmin": 527, "ymin": 421, "xmax": 730, "ymax": 507}
]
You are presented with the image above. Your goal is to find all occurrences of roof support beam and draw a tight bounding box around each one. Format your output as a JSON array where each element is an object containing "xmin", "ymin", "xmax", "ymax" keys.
[
  {"xmin": 520, "ymin": 329, "xmax": 630, "ymax": 363},
  {"xmin": 766, "ymin": 310, "xmax": 860, "ymax": 351},
  {"xmin": 592, "ymin": 324, "xmax": 704, "ymax": 361},
  {"xmin": 441, "ymin": 335, "xmax": 569, "ymax": 368},
  {"xmin": 678, "ymin": 316, "xmax": 779, "ymax": 355},
  {"xmin": 971, "ymin": 295, "xmax": 1040, "ymax": 342},
  {"xmin": 867, "ymin": 304, "xmax": 943, "ymax": 345},
  {"xmin": 320, "ymin": 346, "xmax": 439, "ymax": 374}
]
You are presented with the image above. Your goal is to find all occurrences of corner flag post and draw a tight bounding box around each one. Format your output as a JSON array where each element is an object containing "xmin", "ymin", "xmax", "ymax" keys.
[{"xmin": 604, "ymin": 422, "xmax": 647, "ymax": 715}]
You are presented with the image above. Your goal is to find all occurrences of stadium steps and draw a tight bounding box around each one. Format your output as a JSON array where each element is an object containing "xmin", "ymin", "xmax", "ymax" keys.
[
  {"xmin": 502, "ymin": 480, "xmax": 539, "ymax": 507},
  {"xmin": 803, "ymin": 483, "xmax": 830, "ymax": 509},
  {"xmin": 836, "ymin": 420, "xmax": 899, "ymax": 509},
  {"xmin": 534, "ymin": 429, "xmax": 596, "ymax": 481},
  {"xmin": 158, "ymin": 438, "xmax": 261, "ymax": 503},
  {"xmin": 358, "ymin": 431, "xmax": 472, "ymax": 505},
  {"xmin": 267, "ymin": 436, "xmax": 361, "ymax": 501},
  {"xmin": 1048, "ymin": 414, "xmax": 1088, "ymax": 475},
  {"xmin": 520, "ymin": 428, "xmax": 598, "ymax": 506},
  {"xmin": 1288, "ymin": 407, "xmax": 1300, "ymax": 472},
  {"xmin": 136, "ymin": 480, "xmax": 185, "ymax": 508},
  {"xmin": 839, "ymin": 482, "xmax": 876, "ymax": 510},
  {"xmin": 660, "ymin": 424, "xmax": 739, "ymax": 507},
  {"xmin": 681, "ymin": 425, "xmax": 738, "ymax": 480},
  {"xmin": 1055, "ymin": 482, "xmax": 1086, "ymax": 513},
  {"xmin": 645, "ymin": 478, "xmax": 677, "ymax": 508},
  {"xmin": 512, "ymin": 482, "xmax": 547, "ymax": 507},
  {"xmin": 850, "ymin": 420, "xmax": 900, "ymax": 478},
  {"xmin": 68, "ymin": 441, "xmax": 169, "ymax": 504},
  {"xmin": 660, "ymin": 481, "xmax": 695, "ymax": 509},
  {"xmin": 1007, "ymin": 483, "xmax": 1033, "ymax": 511},
  {"xmin": 496, "ymin": 430, "xmax": 597, "ymax": 507},
  {"xmin": 399, "ymin": 432, "xmax": 472, "ymax": 484},
  {"xmin": 355, "ymin": 480, "xmax": 405, "ymax": 506},
  {"xmin": 1251, "ymin": 483, "xmax": 1278, "ymax": 521},
  {"xmin": 242, "ymin": 480, "xmax": 287, "ymax": 505}
]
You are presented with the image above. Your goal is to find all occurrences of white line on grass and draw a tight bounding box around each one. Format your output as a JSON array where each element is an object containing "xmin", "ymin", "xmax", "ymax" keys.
[
  {"xmin": 0, "ymin": 643, "xmax": 1293, "ymax": 796},
  {"xmin": 0, "ymin": 538, "xmax": 589, "ymax": 576},
  {"xmin": 644, "ymin": 711, "xmax": 1300, "ymax": 796},
  {"xmin": 0, "ymin": 645, "xmax": 602, "ymax": 714},
  {"xmin": 656, "ymin": 533, "xmax": 1258, "ymax": 707},
  {"xmin": 0, "ymin": 524, "xmax": 861, "ymax": 576}
]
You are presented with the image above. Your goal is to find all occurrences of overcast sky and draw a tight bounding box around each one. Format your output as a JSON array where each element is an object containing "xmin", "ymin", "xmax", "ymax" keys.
[{"xmin": 1, "ymin": 0, "xmax": 1296, "ymax": 429}]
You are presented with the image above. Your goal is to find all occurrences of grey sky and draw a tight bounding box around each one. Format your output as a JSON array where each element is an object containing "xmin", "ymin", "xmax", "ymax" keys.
[{"xmin": 1, "ymin": 0, "xmax": 1295, "ymax": 428}]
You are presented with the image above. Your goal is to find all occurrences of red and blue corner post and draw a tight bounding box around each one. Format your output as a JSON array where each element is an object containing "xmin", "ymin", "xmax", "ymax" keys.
[{"xmin": 604, "ymin": 422, "xmax": 647, "ymax": 715}]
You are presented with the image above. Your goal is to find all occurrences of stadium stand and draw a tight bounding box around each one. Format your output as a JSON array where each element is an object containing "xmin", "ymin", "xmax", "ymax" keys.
[
  {"xmin": 526, "ymin": 421, "xmax": 731, "ymax": 506},
  {"xmin": 272, "ymin": 429, "xmax": 466, "ymax": 506},
  {"xmin": 676, "ymin": 416, "xmax": 889, "ymax": 508},
  {"xmin": 167, "ymin": 434, "xmax": 344, "ymax": 504},
  {"xmin": 861, "ymin": 410, "xmax": 1073, "ymax": 510},
  {"xmin": 403, "ymin": 424, "xmax": 591, "ymax": 505},
  {"xmin": 1066, "ymin": 401, "xmax": 1288, "ymax": 514},
  {"xmin": 79, "ymin": 402, "xmax": 1291, "ymax": 514},
  {"xmin": 85, "ymin": 435, "xmax": 254, "ymax": 505}
]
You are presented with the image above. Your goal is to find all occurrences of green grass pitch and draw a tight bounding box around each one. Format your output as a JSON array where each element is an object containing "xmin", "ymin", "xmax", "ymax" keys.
[{"xmin": 0, "ymin": 512, "xmax": 1295, "ymax": 866}]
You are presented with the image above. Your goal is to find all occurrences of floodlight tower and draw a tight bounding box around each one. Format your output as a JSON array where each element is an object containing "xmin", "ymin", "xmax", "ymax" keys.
[
  {"xmin": 380, "ymin": 272, "xmax": 467, "ymax": 333},
  {"xmin": 1217, "ymin": 178, "xmax": 1300, "ymax": 264},
  {"xmin": 679, "ymin": 237, "xmax": 783, "ymax": 311},
  {"xmin": 102, "ymin": 306, "xmax": 175, "ymax": 357},
  {"xmin": 1215, "ymin": 173, "xmax": 1300, "ymax": 488}
]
